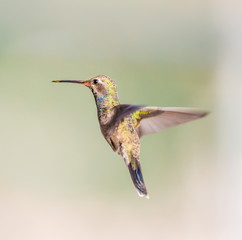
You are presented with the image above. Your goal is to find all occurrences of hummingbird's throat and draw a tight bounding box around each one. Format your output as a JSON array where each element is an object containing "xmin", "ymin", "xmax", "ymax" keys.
[
  {"xmin": 97, "ymin": 94, "xmax": 108, "ymax": 103},
  {"xmin": 95, "ymin": 93, "xmax": 119, "ymax": 114},
  {"xmin": 96, "ymin": 94, "xmax": 110, "ymax": 112}
]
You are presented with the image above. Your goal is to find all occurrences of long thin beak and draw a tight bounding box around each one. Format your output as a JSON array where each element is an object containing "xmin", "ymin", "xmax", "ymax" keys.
[{"xmin": 52, "ymin": 80, "xmax": 90, "ymax": 86}]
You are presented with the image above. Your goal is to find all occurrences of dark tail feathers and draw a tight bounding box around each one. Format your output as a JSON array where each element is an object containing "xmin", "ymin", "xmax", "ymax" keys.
[{"xmin": 128, "ymin": 160, "xmax": 149, "ymax": 198}]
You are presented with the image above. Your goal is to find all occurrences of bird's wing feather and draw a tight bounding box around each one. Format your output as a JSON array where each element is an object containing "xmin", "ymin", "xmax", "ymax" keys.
[
  {"xmin": 105, "ymin": 104, "xmax": 143, "ymax": 136},
  {"xmin": 112, "ymin": 104, "xmax": 144, "ymax": 124},
  {"xmin": 131, "ymin": 107, "xmax": 208, "ymax": 137}
]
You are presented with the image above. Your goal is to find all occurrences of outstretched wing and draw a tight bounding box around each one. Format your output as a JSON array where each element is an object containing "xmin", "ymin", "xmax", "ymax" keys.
[{"xmin": 131, "ymin": 107, "xmax": 208, "ymax": 137}]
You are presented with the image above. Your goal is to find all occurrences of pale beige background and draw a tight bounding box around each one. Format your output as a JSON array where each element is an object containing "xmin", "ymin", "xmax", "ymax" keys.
[{"xmin": 0, "ymin": 0, "xmax": 241, "ymax": 239}]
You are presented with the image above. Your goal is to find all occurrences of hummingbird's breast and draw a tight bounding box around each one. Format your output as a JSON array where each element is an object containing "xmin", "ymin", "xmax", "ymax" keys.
[{"xmin": 108, "ymin": 115, "xmax": 140, "ymax": 160}]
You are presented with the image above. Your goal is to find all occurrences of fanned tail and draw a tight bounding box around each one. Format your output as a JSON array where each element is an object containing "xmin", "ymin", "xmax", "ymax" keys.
[{"xmin": 127, "ymin": 159, "xmax": 149, "ymax": 198}]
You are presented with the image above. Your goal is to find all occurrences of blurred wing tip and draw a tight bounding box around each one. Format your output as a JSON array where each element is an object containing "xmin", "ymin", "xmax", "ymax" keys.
[
  {"xmin": 201, "ymin": 111, "xmax": 210, "ymax": 117},
  {"xmin": 164, "ymin": 108, "xmax": 210, "ymax": 118},
  {"xmin": 195, "ymin": 110, "xmax": 210, "ymax": 119}
]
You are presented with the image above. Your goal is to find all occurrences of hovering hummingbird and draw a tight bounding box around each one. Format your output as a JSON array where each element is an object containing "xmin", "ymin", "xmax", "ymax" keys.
[{"xmin": 53, "ymin": 75, "xmax": 207, "ymax": 198}]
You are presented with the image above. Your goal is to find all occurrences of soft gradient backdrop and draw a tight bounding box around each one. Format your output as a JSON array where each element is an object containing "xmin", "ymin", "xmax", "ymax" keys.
[{"xmin": 1, "ymin": 0, "xmax": 241, "ymax": 239}]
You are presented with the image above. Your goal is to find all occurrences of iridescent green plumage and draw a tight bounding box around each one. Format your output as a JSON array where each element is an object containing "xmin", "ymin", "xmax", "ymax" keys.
[{"xmin": 53, "ymin": 75, "xmax": 208, "ymax": 198}]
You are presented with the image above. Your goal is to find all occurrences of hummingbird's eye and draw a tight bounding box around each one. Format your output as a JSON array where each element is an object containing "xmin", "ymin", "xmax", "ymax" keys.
[{"xmin": 93, "ymin": 79, "xmax": 99, "ymax": 85}]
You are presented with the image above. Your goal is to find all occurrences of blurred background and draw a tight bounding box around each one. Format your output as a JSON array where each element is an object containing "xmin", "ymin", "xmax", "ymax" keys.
[{"xmin": 0, "ymin": 0, "xmax": 241, "ymax": 239}]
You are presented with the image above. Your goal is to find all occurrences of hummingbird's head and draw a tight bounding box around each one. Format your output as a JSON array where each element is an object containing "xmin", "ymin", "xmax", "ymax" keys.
[
  {"xmin": 53, "ymin": 75, "xmax": 119, "ymax": 105},
  {"xmin": 87, "ymin": 75, "xmax": 117, "ymax": 98}
]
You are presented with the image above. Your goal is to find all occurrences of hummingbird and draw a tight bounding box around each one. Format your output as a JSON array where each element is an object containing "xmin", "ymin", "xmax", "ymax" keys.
[{"xmin": 52, "ymin": 75, "xmax": 208, "ymax": 198}]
